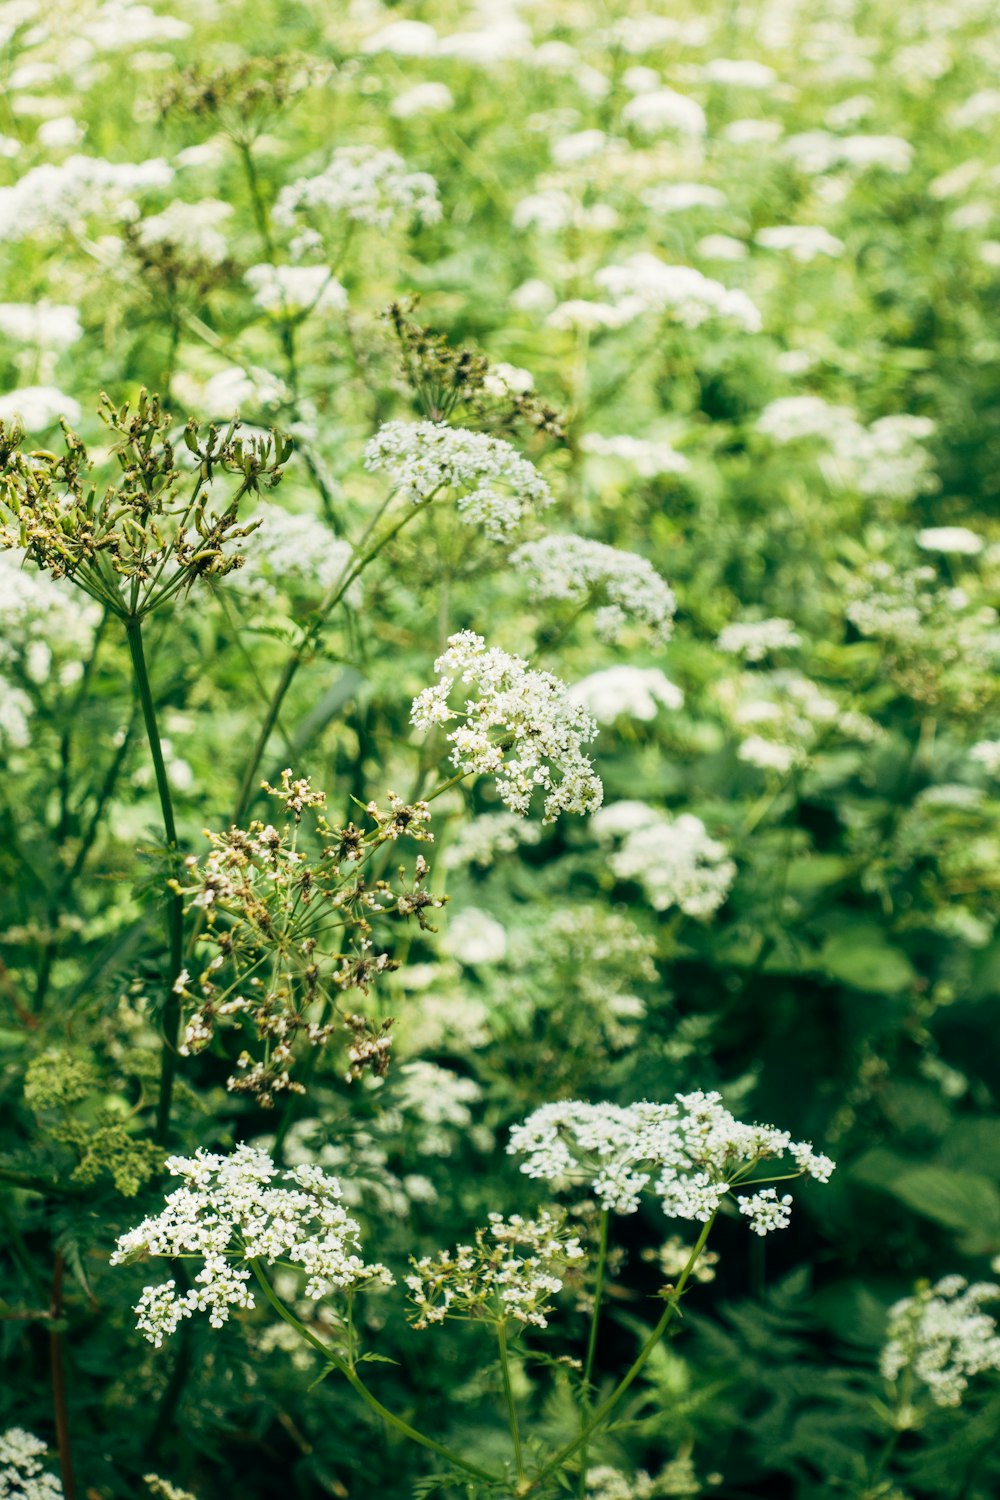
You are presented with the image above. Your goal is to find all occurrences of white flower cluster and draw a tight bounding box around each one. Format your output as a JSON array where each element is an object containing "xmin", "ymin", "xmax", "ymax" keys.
[
  {"xmin": 0, "ymin": 301, "xmax": 81, "ymax": 348},
  {"xmin": 275, "ymin": 145, "xmax": 440, "ymax": 231},
  {"xmin": 756, "ymin": 224, "xmax": 845, "ymax": 261},
  {"xmin": 111, "ymin": 1145, "xmax": 392, "ymax": 1346},
  {"xmin": 757, "ymin": 399, "xmax": 936, "ymax": 502},
  {"xmin": 442, "ymin": 811, "xmax": 542, "ymax": 869},
  {"xmin": 594, "ymin": 253, "xmax": 762, "ymax": 332},
  {"xmin": 235, "ymin": 502, "xmax": 356, "ymax": 606},
  {"xmin": 881, "ymin": 1276, "xmax": 1000, "ymax": 1407},
  {"xmin": 579, "ymin": 431, "xmax": 690, "ymax": 477},
  {"xmin": 244, "ymin": 263, "xmax": 347, "ymax": 316},
  {"xmin": 136, "ymin": 198, "xmax": 233, "ymax": 266},
  {"xmin": 0, "ymin": 154, "xmax": 172, "ymax": 241},
  {"xmin": 592, "ymin": 801, "xmax": 735, "ymax": 917},
  {"xmin": 0, "ymin": 1429, "xmax": 61, "ymax": 1499},
  {"xmin": 917, "ymin": 525, "xmax": 983, "ymax": 556},
  {"xmin": 406, "ymin": 1210, "xmax": 584, "ymax": 1329},
  {"xmin": 971, "ymin": 740, "xmax": 1000, "ymax": 775},
  {"xmin": 441, "ymin": 906, "xmax": 508, "ymax": 965},
  {"xmin": 364, "ymin": 421, "xmax": 551, "ymax": 540},
  {"xmin": 0, "ymin": 549, "xmax": 101, "ymax": 688},
  {"xmin": 508, "ymin": 1094, "xmax": 835, "ymax": 1224},
  {"xmin": 717, "ymin": 618, "xmax": 802, "ymax": 661},
  {"xmin": 411, "ymin": 631, "xmax": 603, "ymax": 821},
  {"xmin": 585, "ymin": 1467, "xmax": 654, "ymax": 1500},
  {"xmin": 720, "ymin": 670, "xmax": 879, "ymax": 774},
  {"xmin": 512, "ymin": 533, "xmax": 675, "ymax": 643},
  {"xmin": 570, "ymin": 665, "xmax": 683, "ymax": 724}
]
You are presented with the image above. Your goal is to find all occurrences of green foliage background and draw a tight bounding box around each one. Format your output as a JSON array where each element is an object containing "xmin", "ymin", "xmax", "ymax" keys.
[{"xmin": 2, "ymin": 0, "xmax": 1000, "ymax": 1496}]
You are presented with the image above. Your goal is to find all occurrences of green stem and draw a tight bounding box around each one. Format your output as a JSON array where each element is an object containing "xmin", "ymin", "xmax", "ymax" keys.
[
  {"xmin": 124, "ymin": 617, "xmax": 184, "ymax": 1143},
  {"xmin": 524, "ymin": 1216, "xmax": 715, "ymax": 1496},
  {"xmin": 249, "ymin": 1261, "xmax": 499, "ymax": 1484},
  {"xmin": 577, "ymin": 1209, "xmax": 611, "ymax": 1499},
  {"xmin": 498, "ymin": 1322, "xmax": 525, "ymax": 1482}
]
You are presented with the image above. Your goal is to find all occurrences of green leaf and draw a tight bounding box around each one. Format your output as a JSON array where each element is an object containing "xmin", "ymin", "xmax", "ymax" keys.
[{"xmin": 818, "ymin": 929, "xmax": 917, "ymax": 994}]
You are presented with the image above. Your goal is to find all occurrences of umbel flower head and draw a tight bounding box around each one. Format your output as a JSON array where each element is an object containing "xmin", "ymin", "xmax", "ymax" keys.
[
  {"xmin": 512, "ymin": 532, "xmax": 676, "ymax": 643},
  {"xmin": 364, "ymin": 420, "xmax": 552, "ymax": 540},
  {"xmin": 406, "ymin": 1210, "xmax": 585, "ymax": 1330},
  {"xmin": 0, "ymin": 1428, "xmax": 62, "ymax": 1498},
  {"xmin": 881, "ymin": 1275, "xmax": 1000, "ymax": 1408},
  {"xmin": 508, "ymin": 1093, "xmax": 835, "ymax": 1228},
  {"xmin": 0, "ymin": 390, "xmax": 291, "ymax": 620},
  {"xmin": 412, "ymin": 630, "xmax": 603, "ymax": 820},
  {"xmin": 111, "ymin": 1145, "xmax": 392, "ymax": 1346}
]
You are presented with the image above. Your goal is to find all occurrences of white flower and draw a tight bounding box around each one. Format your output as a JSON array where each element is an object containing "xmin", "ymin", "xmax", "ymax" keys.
[
  {"xmin": 580, "ymin": 432, "xmax": 689, "ymax": 477},
  {"xmin": 411, "ymin": 631, "xmax": 602, "ymax": 821},
  {"xmin": 0, "ymin": 153, "xmax": 172, "ymax": 242},
  {"xmin": 755, "ymin": 225, "xmax": 845, "ymax": 261},
  {"xmin": 442, "ymin": 812, "xmax": 541, "ymax": 870},
  {"xmin": 570, "ymin": 666, "xmax": 683, "ymax": 724},
  {"xmin": 738, "ymin": 1188, "xmax": 794, "ymax": 1236},
  {"xmin": 594, "ymin": 803, "xmax": 735, "ymax": 917},
  {"xmin": 508, "ymin": 1093, "xmax": 835, "ymax": 1223},
  {"xmin": 390, "ymin": 82, "xmax": 453, "ymax": 118},
  {"xmin": 971, "ymin": 740, "xmax": 1000, "ymax": 775},
  {"xmin": 275, "ymin": 146, "xmax": 440, "ymax": 232},
  {"xmin": 0, "ymin": 1428, "xmax": 62, "ymax": 1499},
  {"xmin": 364, "ymin": 422, "xmax": 551, "ymax": 540},
  {"xmin": 704, "ymin": 58, "xmax": 776, "ymax": 88},
  {"xmin": 621, "ymin": 87, "xmax": 706, "ymax": 136},
  {"xmin": 717, "ymin": 618, "xmax": 802, "ymax": 660},
  {"xmin": 512, "ymin": 533, "xmax": 675, "ymax": 642},
  {"xmin": 441, "ymin": 907, "xmax": 508, "ymax": 965},
  {"xmin": 244, "ymin": 264, "xmax": 347, "ymax": 316},
  {"xmin": 881, "ymin": 1277, "xmax": 1000, "ymax": 1407},
  {"xmin": 0, "ymin": 386, "xmax": 81, "ymax": 429},
  {"xmin": 0, "ymin": 302, "xmax": 81, "ymax": 347},
  {"xmin": 917, "ymin": 526, "xmax": 983, "ymax": 556},
  {"xmin": 642, "ymin": 182, "xmax": 726, "ymax": 213},
  {"xmin": 361, "ymin": 20, "xmax": 438, "ymax": 55},
  {"xmin": 234, "ymin": 502, "xmax": 356, "ymax": 606},
  {"xmin": 111, "ymin": 1145, "xmax": 392, "ymax": 1345},
  {"xmin": 595, "ymin": 253, "xmax": 762, "ymax": 332},
  {"xmin": 137, "ymin": 198, "xmax": 232, "ymax": 265},
  {"xmin": 697, "ymin": 233, "xmax": 748, "ymax": 261},
  {"xmin": 396, "ymin": 1060, "xmax": 482, "ymax": 1129}
]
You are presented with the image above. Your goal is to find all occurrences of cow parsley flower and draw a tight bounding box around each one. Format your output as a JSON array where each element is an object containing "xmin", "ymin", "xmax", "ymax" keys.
[
  {"xmin": 244, "ymin": 264, "xmax": 347, "ymax": 316},
  {"xmin": 0, "ymin": 1428, "xmax": 62, "ymax": 1498},
  {"xmin": 411, "ymin": 631, "xmax": 602, "ymax": 821},
  {"xmin": 0, "ymin": 154, "xmax": 172, "ymax": 241},
  {"xmin": 512, "ymin": 534, "xmax": 675, "ymax": 642},
  {"xmin": 881, "ymin": 1276, "xmax": 1000, "ymax": 1407},
  {"xmin": 136, "ymin": 198, "xmax": 233, "ymax": 266},
  {"xmin": 971, "ymin": 740, "xmax": 1000, "ymax": 775},
  {"xmin": 111, "ymin": 1145, "xmax": 392, "ymax": 1346},
  {"xmin": 365, "ymin": 422, "xmax": 550, "ymax": 540},
  {"xmin": 579, "ymin": 432, "xmax": 690, "ymax": 477},
  {"xmin": 717, "ymin": 618, "xmax": 802, "ymax": 660},
  {"xmin": 755, "ymin": 225, "xmax": 845, "ymax": 261},
  {"xmin": 442, "ymin": 811, "xmax": 542, "ymax": 869},
  {"xmin": 916, "ymin": 526, "xmax": 983, "ymax": 556},
  {"xmin": 621, "ymin": 87, "xmax": 706, "ymax": 136},
  {"xmin": 0, "ymin": 302, "xmax": 81, "ymax": 348},
  {"xmin": 508, "ymin": 1094, "xmax": 835, "ymax": 1223},
  {"xmin": 570, "ymin": 666, "xmax": 683, "ymax": 724},
  {"xmin": 234, "ymin": 502, "xmax": 356, "ymax": 605},
  {"xmin": 593, "ymin": 802, "xmax": 735, "ymax": 917},
  {"xmin": 275, "ymin": 145, "xmax": 440, "ymax": 232},
  {"xmin": 595, "ymin": 253, "xmax": 761, "ymax": 332},
  {"xmin": 406, "ymin": 1211, "xmax": 584, "ymax": 1329}
]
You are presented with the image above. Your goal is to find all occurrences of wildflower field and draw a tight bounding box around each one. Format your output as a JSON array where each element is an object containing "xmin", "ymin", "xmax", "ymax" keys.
[{"xmin": 4, "ymin": 0, "xmax": 1000, "ymax": 1496}]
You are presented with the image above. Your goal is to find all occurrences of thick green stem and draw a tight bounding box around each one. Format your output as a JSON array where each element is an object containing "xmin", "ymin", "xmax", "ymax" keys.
[
  {"xmin": 498, "ymin": 1322, "xmax": 525, "ymax": 1482},
  {"xmin": 248, "ymin": 1261, "xmax": 499, "ymax": 1484},
  {"xmin": 524, "ymin": 1215, "xmax": 716, "ymax": 1496},
  {"xmin": 124, "ymin": 617, "xmax": 184, "ymax": 1143},
  {"xmin": 577, "ymin": 1209, "xmax": 611, "ymax": 1499}
]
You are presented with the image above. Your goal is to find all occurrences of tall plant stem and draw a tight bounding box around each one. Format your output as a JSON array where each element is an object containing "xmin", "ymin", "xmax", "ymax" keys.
[
  {"xmin": 124, "ymin": 616, "xmax": 184, "ymax": 1143},
  {"xmin": 576, "ymin": 1208, "xmax": 611, "ymax": 1499},
  {"xmin": 49, "ymin": 1253, "xmax": 76, "ymax": 1500},
  {"xmin": 249, "ymin": 1261, "xmax": 499, "ymax": 1485},
  {"xmin": 498, "ymin": 1322, "xmax": 525, "ymax": 1482},
  {"xmin": 523, "ymin": 1215, "xmax": 716, "ymax": 1497}
]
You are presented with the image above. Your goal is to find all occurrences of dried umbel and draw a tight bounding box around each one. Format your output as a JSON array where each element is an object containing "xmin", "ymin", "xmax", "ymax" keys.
[
  {"xmin": 0, "ymin": 391, "xmax": 291, "ymax": 621},
  {"xmin": 157, "ymin": 55, "xmax": 323, "ymax": 141},
  {"xmin": 174, "ymin": 772, "xmax": 444, "ymax": 1104}
]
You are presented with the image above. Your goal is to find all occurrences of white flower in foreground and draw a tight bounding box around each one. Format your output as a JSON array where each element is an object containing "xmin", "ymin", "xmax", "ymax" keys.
[
  {"xmin": 275, "ymin": 145, "xmax": 440, "ymax": 231},
  {"xmin": 881, "ymin": 1276, "xmax": 1000, "ymax": 1407},
  {"xmin": 244, "ymin": 264, "xmax": 346, "ymax": 316},
  {"xmin": 365, "ymin": 422, "xmax": 551, "ymax": 540},
  {"xmin": 595, "ymin": 253, "xmax": 762, "ymax": 332},
  {"xmin": 509, "ymin": 1093, "xmax": 835, "ymax": 1221},
  {"xmin": 570, "ymin": 666, "xmax": 683, "ymax": 723},
  {"xmin": 0, "ymin": 1429, "xmax": 62, "ymax": 1498},
  {"xmin": 916, "ymin": 526, "xmax": 983, "ymax": 556},
  {"xmin": 512, "ymin": 533, "xmax": 675, "ymax": 643},
  {"xmin": 717, "ymin": 618, "xmax": 802, "ymax": 660},
  {"xmin": 111, "ymin": 1145, "xmax": 392, "ymax": 1345},
  {"xmin": 593, "ymin": 802, "xmax": 735, "ymax": 917},
  {"xmin": 411, "ymin": 630, "xmax": 602, "ymax": 821}
]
